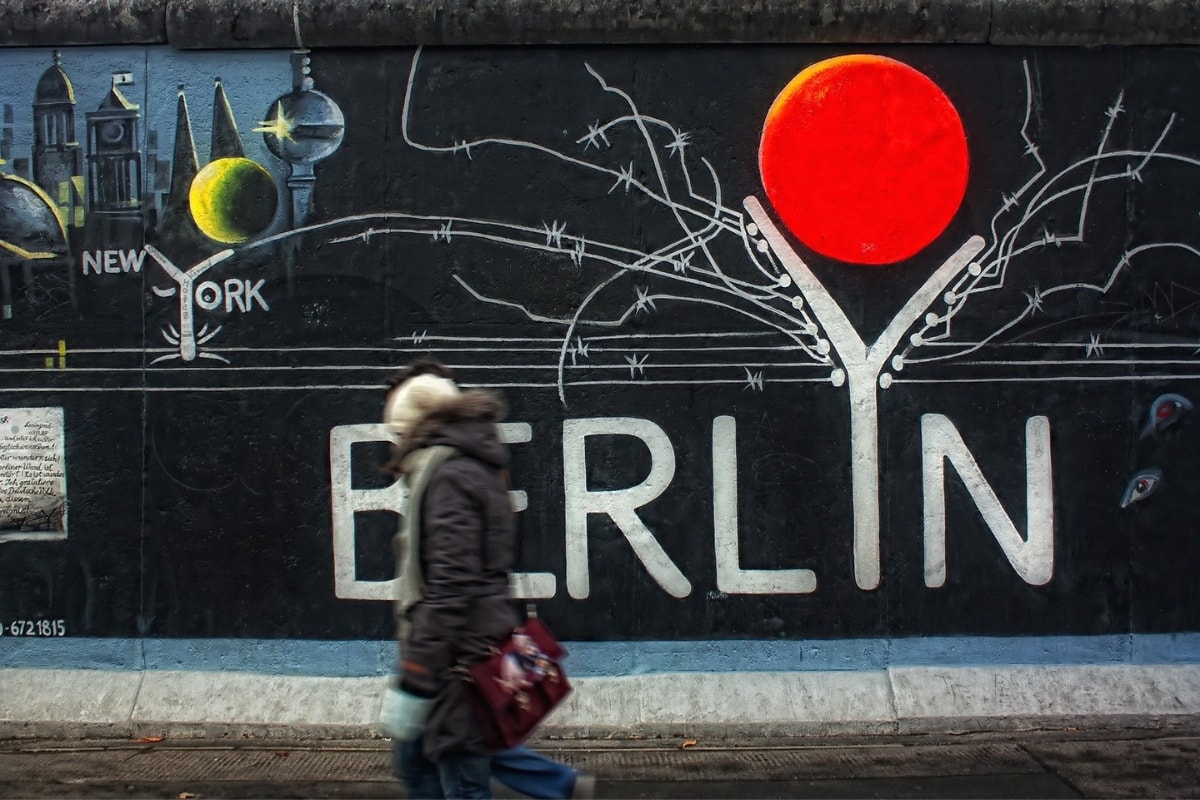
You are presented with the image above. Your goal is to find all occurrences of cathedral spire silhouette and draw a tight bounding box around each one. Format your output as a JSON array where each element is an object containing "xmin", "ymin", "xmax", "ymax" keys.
[
  {"xmin": 167, "ymin": 85, "xmax": 198, "ymax": 205},
  {"xmin": 156, "ymin": 85, "xmax": 207, "ymax": 252},
  {"xmin": 210, "ymin": 77, "xmax": 244, "ymax": 160}
]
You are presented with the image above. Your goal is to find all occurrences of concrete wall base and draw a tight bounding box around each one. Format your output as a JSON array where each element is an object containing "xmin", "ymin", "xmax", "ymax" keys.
[{"xmin": 3, "ymin": 664, "xmax": 1199, "ymax": 740}]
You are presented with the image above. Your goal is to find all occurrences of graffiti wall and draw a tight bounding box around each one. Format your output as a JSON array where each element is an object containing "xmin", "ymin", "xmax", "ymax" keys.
[{"xmin": 2, "ymin": 45, "xmax": 1200, "ymax": 646}]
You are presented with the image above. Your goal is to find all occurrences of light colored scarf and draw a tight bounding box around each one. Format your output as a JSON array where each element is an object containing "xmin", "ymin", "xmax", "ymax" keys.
[{"xmin": 392, "ymin": 445, "xmax": 461, "ymax": 630}]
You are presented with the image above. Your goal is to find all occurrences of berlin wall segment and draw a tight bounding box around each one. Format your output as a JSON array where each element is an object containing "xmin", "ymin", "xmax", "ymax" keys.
[{"xmin": 0, "ymin": 44, "xmax": 1198, "ymax": 651}]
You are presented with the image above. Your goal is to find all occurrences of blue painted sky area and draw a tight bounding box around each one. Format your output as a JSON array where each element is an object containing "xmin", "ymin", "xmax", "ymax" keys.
[
  {"xmin": 0, "ymin": 46, "xmax": 293, "ymax": 184},
  {"xmin": 3, "ymin": 635, "xmax": 1199, "ymax": 677}
]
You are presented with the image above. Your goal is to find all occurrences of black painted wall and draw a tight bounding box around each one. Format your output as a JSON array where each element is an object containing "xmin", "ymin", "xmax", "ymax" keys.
[{"xmin": 1, "ymin": 45, "xmax": 1199, "ymax": 642}]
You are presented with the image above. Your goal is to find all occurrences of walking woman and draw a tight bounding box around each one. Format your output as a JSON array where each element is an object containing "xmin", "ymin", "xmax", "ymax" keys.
[{"xmin": 379, "ymin": 359, "xmax": 591, "ymax": 799}]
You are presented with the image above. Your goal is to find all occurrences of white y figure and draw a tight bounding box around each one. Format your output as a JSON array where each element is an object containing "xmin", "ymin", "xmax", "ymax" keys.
[
  {"xmin": 745, "ymin": 196, "xmax": 985, "ymax": 590},
  {"xmin": 144, "ymin": 244, "xmax": 234, "ymax": 363}
]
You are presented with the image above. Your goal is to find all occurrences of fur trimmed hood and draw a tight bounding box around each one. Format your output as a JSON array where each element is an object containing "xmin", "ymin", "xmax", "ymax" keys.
[{"xmin": 387, "ymin": 389, "xmax": 508, "ymax": 473}]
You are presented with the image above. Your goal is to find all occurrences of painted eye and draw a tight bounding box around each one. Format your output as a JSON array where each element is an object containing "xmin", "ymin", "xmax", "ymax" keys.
[
  {"xmin": 1120, "ymin": 468, "xmax": 1162, "ymax": 508},
  {"xmin": 1141, "ymin": 393, "xmax": 1194, "ymax": 438}
]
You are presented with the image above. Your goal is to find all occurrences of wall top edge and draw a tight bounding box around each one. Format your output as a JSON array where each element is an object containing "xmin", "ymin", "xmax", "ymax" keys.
[{"xmin": 0, "ymin": 1, "xmax": 1198, "ymax": 49}]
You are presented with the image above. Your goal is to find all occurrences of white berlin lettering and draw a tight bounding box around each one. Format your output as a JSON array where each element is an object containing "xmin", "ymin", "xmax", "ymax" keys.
[{"xmin": 328, "ymin": 412, "xmax": 1054, "ymax": 602}]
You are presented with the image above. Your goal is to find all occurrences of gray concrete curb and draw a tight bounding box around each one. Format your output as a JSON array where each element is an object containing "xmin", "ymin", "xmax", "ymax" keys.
[
  {"xmin": 1, "ymin": 0, "xmax": 1200, "ymax": 49},
  {"xmin": 3, "ymin": 665, "xmax": 1199, "ymax": 741}
]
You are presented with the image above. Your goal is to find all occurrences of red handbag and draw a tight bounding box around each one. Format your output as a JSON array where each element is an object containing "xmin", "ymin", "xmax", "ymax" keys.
[{"xmin": 464, "ymin": 617, "xmax": 572, "ymax": 749}]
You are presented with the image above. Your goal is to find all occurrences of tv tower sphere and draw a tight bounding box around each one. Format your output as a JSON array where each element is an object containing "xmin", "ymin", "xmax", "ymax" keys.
[{"xmin": 261, "ymin": 53, "xmax": 345, "ymax": 166}]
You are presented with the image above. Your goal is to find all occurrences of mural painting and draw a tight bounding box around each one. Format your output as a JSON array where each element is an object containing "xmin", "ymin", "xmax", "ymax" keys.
[{"xmin": 1, "ymin": 45, "xmax": 1199, "ymax": 646}]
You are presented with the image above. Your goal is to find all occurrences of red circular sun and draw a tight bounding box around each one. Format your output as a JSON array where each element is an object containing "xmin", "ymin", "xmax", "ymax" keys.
[{"xmin": 759, "ymin": 55, "xmax": 969, "ymax": 266}]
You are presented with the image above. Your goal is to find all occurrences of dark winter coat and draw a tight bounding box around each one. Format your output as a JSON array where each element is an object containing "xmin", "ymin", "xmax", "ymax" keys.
[{"xmin": 391, "ymin": 390, "xmax": 519, "ymax": 760}]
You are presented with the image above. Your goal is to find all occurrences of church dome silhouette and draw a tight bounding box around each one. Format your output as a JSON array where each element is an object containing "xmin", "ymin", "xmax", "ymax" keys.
[
  {"xmin": 34, "ymin": 51, "xmax": 75, "ymax": 105},
  {"xmin": 0, "ymin": 174, "xmax": 68, "ymax": 258}
]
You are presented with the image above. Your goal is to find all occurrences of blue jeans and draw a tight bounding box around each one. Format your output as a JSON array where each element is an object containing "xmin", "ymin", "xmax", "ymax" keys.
[
  {"xmin": 397, "ymin": 739, "xmax": 492, "ymax": 799},
  {"xmin": 491, "ymin": 745, "xmax": 580, "ymax": 799},
  {"xmin": 395, "ymin": 739, "xmax": 579, "ymax": 799}
]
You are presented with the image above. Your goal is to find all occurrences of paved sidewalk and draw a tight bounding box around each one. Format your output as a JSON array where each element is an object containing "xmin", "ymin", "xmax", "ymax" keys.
[{"xmin": 0, "ymin": 725, "xmax": 1198, "ymax": 798}]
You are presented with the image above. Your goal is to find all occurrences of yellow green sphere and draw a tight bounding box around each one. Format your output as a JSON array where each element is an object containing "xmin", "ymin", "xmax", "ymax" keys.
[{"xmin": 189, "ymin": 157, "xmax": 278, "ymax": 244}]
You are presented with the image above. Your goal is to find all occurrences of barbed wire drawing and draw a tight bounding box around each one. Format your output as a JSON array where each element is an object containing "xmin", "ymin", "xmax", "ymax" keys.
[
  {"xmin": 894, "ymin": 62, "xmax": 1200, "ymax": 374},
  {"xmin": 371, "ymin": 50, "xmax": 1200, "ymax": 397}
]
